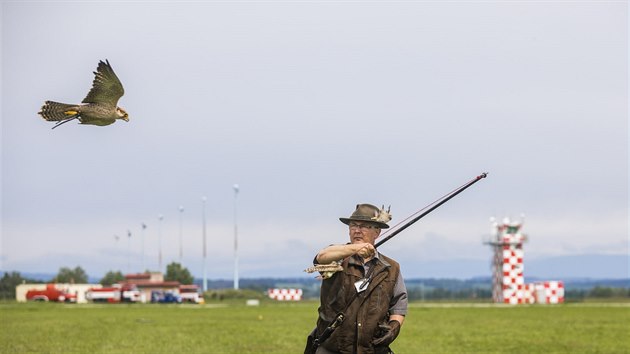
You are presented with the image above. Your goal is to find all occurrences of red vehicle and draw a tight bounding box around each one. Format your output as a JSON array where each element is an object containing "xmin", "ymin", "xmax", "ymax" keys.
[
  {"xmin": 26, "ymin": 284, "xmax": 77, "ymax": 303},
  {"xmin": 86, "ymin": 283, "xmax": 141, "ymax": 303}
]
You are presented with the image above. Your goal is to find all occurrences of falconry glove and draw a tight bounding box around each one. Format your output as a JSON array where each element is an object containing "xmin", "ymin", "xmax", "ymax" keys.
[{"xmin": 372, "ymin": 320, "xmax": 401, "ymax": 347}]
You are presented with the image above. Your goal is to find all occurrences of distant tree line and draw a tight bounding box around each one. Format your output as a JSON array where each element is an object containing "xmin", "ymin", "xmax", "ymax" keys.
[
  {"xmin": 2, "ymin": 267, "xmax": 628, "ymax": 301},
  {"xmin": 0, "ymin": 262, "xmax": 194, "ymax": 300},
  {"xmin": 165, "ymin": 262, "xmax": 193, "ymax": 284},
  {"xmin": 404, "ymin": 287, "xmax": 630, "ymax": 301},
  {"xmin": 564, "ymin": 287, "xmax": 630, "ymax": 301},
  {"xmin": 0, "ymin": 272, "xmax": 43, "ymax": 300},
  {"xmin": 52, "ymin": 266, "xmax": 89, "ymax": 284},
  {"xmin": 406, "ymin": 287, "xmax": 492, "ymax": 301},
  {"xmin": 0, "ymin": 267, "xmax": 90, "ymax": 300}
]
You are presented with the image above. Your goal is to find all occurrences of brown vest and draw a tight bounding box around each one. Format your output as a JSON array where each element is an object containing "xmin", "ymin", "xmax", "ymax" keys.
[{"xmin": 315, "ymin": 254, "xmax": 400, "ymax": 354}]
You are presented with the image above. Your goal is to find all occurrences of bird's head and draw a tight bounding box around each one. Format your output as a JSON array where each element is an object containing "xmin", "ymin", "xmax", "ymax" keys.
[{"xmin": 117, "ymin": 107, "xmax": 129, "ymax": 122}]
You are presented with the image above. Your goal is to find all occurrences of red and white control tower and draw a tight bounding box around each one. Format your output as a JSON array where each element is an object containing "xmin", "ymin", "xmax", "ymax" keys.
[
  {"xmin": 486, "ymin": 216, "xmax": 528, "ymax": 304},
  {"xmin": 485, "ymin": 216, "xmax": 564, "ymax": 304}
]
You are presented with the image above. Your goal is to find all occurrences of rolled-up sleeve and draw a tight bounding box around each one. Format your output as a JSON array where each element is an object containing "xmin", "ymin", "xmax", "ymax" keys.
[{"xmin": 389, "ymin": 270, "xmax": 408, "ymax": 316}]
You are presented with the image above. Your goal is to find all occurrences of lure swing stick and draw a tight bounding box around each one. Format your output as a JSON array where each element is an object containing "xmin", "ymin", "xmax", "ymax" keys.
[
  {"xmin": 375, "ymin": 172, "xmax": 488, "ymax": 248},
  {"xmin": 305, "ymin": 172, "xmax": 488, "ymax": 277},
  {"xmin": 304, "ymin": 172, "xmax": 488, "ymax": 353}
]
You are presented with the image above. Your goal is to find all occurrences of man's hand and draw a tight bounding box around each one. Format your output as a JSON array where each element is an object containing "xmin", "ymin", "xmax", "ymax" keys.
[
  {"xmin": 356, "ymin": 243, "xmax": 375, "ymax": 260},
  {"xmin": 372, "ymin": 320, "xmax": 401, "ymax": 347},
  {"xmin": 316, "ymin": 243, "xmax": 375, "ymax": 264}
]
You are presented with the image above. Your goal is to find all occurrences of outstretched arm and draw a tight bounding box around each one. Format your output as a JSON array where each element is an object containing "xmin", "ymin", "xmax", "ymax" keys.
[{"xmin": 316, "ymin": 243, "xmax": 375, "ymax": 264}]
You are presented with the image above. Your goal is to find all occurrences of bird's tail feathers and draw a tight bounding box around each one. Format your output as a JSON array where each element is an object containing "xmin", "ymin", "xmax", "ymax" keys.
[{"xmin": 39, "ymin": 101, "xmax": 80, "ymax": 122}]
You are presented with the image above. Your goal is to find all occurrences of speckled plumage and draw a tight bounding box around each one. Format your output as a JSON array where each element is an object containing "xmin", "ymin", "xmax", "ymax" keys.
[{"xmin": 39, "ymin": 60, "xmax": 129, "ymax": 129}]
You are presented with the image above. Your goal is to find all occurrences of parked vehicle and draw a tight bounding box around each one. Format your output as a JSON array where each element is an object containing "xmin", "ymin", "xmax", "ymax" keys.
[
  {"xmin": 151, "ymin": 290, "xmax": 182, "ymax": 303},
  {"xmin": 26, "ymin": 284, "xmax": 77, "ymax": 303},
  {"xmin": 86, "ymin": 283, "xmax": 141, "ymax": 303},
  {"xmin": 179, "ymin": 284, "xmax": 203, "ymax": 303}
]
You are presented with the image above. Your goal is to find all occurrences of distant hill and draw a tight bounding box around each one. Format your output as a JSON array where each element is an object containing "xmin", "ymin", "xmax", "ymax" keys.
[
  {"xmin": 0, "ymin": 271, "xmax": 101, "ymax": 284},
  {"xmin": 3, "ymin": 253, "xmax": 627, "ymax": 287},
  {"xmin": 8, "ymin": 272, "xmax": 626, "ymax": 291},
  {"xmin": 191, "ymin": 276, "xmax": 629, "ymax": 300},
  {"xmin": 399, "ymin": 253, "xmax": 628, "ymax": 279},
  {"xmin": 525, "ymin": 254, "xmax": 628, "ymax": 279}
]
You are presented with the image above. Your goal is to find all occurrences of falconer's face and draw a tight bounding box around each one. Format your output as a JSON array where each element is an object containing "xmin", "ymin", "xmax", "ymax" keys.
[{"xmin": 348, "ymin": 221, "xmax": 381, "ymax": 245}]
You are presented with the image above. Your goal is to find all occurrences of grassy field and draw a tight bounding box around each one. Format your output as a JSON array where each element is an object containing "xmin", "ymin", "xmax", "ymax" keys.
[{"xmin": 1, "ymin": 301, "xmax": 629, "ymax": 353}]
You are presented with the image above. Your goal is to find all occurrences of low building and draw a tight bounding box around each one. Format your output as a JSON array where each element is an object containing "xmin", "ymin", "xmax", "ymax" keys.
[{"xmin": 124, "ymin": 272, "xmax": 180, "ymax": 302}]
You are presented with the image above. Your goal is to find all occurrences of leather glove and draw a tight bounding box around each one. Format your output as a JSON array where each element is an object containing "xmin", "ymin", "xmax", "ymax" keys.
[{"xmin": 372, "ymin": 320, "xmax": 401, "ymax": 347}]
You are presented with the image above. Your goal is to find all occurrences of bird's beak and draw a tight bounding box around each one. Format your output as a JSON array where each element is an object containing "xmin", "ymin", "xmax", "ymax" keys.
[{"xmin": 123, "ymin": 115, "xmax": 129, "ymax": 122}]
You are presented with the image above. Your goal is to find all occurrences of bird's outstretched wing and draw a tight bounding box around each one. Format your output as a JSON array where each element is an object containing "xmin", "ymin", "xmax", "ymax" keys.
[{"xmin": 82, "ymin": 59, "xmax": 125, "ymax": 106}]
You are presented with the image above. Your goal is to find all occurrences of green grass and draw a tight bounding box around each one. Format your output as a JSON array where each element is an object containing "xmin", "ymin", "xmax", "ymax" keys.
[{"xmin": 1, "ymin": 301, "xmax": 629, "ymax": 353}]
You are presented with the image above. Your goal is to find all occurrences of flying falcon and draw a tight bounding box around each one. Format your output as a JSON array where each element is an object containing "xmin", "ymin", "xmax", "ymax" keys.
[{"xmin": 39, "ymin": 59, "xmax": 129, "ymax": 129}]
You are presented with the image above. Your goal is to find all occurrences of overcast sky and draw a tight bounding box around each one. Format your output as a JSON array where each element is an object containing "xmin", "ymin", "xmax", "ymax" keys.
[{"xmin": 1, "ymin": 1, "xmax": 627, "ymax": 280}]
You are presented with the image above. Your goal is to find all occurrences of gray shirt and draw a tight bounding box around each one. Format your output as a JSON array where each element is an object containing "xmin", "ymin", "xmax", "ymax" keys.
[{"xmin": 351, "ymin": 252, "xmax": 408, "ymax": 316}]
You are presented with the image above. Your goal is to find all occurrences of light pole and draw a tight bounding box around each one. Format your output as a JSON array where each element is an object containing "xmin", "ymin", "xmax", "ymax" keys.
[
  {"xmin": 141, "ymin": 223, "xmax": 147, "ymax": 272},
  {"xmin": 233, "ymin": 184, "xmax": 239, "ymax": 290},
  {"xmin": 179, "ymin": 205, "xmax": 184, "ymax": 263},
  {"xmin": 127, "ymin": 230, "xmax": 132, "ymax": 274},
  {"xmin": 158, "ymin": 214, "xmax": 164, "ymax": 272},
  {"xmin": 114, "ymin": 235, "xmax": 120, "ymax": 270},
  {"xmin": 201, "ymin": 196, "xmax": 207, "ymax": 292}
]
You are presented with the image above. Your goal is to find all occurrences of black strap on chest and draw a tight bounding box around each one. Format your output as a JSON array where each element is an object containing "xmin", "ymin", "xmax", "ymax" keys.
[{"xmin": 311, "ymin": 259, "xmax": 380, "ymax": 351}]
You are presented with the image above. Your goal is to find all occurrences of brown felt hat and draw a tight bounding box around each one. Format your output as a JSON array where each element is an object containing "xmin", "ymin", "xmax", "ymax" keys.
[{"xmin": 339, "ymin": 203, "xmax": 391, "ymax": 229}]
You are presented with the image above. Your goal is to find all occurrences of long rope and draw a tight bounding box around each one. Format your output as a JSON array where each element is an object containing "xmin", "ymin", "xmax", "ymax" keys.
[
  {"xmin": 305, "ymin": 172, "xmax": 488, "ymax": 277},
  {"xmin": 375, "ymin": 172, "xmax": 488, "ymax": 248}
]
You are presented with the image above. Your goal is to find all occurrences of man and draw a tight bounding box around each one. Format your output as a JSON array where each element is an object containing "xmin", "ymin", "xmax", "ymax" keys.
[{"xmin": 306, "ymin": 204, "xmax": 408, "ymax": 354}]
